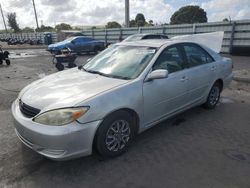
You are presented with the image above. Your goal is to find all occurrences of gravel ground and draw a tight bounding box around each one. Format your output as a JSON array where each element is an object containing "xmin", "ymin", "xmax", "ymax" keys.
[{"xmin": 0, "ymin": 50, "xmax": 250, "ymax": 188}]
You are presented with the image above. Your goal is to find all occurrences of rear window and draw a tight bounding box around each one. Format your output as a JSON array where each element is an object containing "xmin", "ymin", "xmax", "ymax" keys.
[
  {"xmin": 183, "ymin": 44, "xmax": 214, "ymax": 68},
  {"xmin": 143, "ymin": 35, "xmax": 161, "ymax": 39},
  {"xmin": 124, "ymin": 35, "xmax": 143, "ymax": 42}
]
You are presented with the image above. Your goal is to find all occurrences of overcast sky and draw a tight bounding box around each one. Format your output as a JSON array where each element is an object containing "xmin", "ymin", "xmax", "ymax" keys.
[{"xmin": 0, "ymin": 0, "xmax": 250, "ymax": 29}]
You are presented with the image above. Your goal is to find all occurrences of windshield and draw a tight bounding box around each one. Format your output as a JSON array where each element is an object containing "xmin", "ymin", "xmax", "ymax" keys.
[
  {"xmin": 64, "ymin": 37, "xmax": 76, "ymax": 42},
  {"xmin": 123, "ymin": 34, "xmax": 144, "ymax": 42},
  {"xmin": 83, "ymin": 45, "xmax": 157, "ymax": 79}
]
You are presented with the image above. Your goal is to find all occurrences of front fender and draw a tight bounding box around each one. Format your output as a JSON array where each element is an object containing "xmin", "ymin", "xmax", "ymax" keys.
[{"xmin": 76, "ymin": 80, "xmax": 144, "ymax": 128}]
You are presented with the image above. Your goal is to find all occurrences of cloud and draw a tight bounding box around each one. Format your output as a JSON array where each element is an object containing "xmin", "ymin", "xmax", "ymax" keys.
[
  {"xmin": 201, "ymin": 0, "xmax": 250, "ymax": 21},
  {"xmin": 130, "ymin": 0, "xmax": 174, "ymax": 24},
  {"xmin": 0, "ymin": 0, "xmax": 249, "ymax": 30},
  {"xmin": 41, "ymin": 0, "xmax": 73, "ymax": 6}
]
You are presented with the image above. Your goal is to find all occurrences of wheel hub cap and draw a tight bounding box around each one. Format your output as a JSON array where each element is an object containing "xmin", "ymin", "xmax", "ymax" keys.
[
  {"xmin": 209, "ymin": 87, "xmax": 220, "ymax": 105},
  {"xmin": 105, "ymin": 120, "xmax": 131, "ymax": 152}
]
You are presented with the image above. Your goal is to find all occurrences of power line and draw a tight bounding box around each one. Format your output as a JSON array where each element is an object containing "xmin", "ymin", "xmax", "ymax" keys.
[
  {"xmin": 32, "ymin": 0, "xmax": 39, "ymax": 29},
  {"xmin": 0, "ymin": 3, "xmax": 7, "ymax": 32}
]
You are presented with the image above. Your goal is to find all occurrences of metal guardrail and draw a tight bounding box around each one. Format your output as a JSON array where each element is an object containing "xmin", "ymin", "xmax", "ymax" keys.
[
  {"xmin": 0, "ymin": 20, "xmax": 249, "ymax": 53},
  {"xmin": 81, "ymin": 20, "xmax": 250, "ymax": 53}
]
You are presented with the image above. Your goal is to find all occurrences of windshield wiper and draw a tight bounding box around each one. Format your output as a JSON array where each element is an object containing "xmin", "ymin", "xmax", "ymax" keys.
[
  {"xmin": 80, "ymin": 67, "xmax": 131, "ymax": 80},
  {"xmin": 78, "ymin": 66, "xmax": 99, "ymax": 74},
  {"xmin": 106, "ymin": 75, "xmax": 131, "ymax": 80},
  {"xmin": 84, "ymin": 69, "xmax": 105, "ymax": 75}
]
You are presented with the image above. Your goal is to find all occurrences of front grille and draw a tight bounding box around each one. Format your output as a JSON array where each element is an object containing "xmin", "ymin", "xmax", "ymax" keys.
[{"xmin": 19, "ymin": 100, "xmax": 40, "ymax": 118}]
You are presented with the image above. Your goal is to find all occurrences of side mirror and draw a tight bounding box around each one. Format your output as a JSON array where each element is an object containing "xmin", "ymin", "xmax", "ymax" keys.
[{"xmin": 146, "ymin": 69, "xmax": 168, "ymax": 81}]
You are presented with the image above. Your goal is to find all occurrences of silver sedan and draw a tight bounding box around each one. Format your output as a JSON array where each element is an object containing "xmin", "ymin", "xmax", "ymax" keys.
[{"xmin": 12, "ymin": 40, "xmax": 233, "ymax": 160}]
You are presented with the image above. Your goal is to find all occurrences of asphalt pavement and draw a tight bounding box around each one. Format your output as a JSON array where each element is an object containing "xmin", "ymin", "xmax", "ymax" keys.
[{"xmin": 0, "ymin": 50, "xmax": 250, "ymax": 188}]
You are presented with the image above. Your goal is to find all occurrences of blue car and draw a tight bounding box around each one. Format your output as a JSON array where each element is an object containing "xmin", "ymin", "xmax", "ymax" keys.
[{"xmin": 48, "ymin": 36, "xmax": 105, "ymax": 54}]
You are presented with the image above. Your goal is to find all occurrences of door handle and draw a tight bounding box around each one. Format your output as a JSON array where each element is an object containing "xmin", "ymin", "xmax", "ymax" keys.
[{"xmin": 180, "ymin": 76, "xmax": 188, "ymax": 82}]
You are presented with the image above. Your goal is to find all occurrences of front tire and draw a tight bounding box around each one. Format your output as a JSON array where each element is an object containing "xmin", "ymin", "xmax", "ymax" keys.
[
  {"xmin": 203, "ymin": 82, "xmax": 221, "ymax": 109},
  {"xmin": 55, "ymin": 62, "xmax": 64, "ymax": 71},
  {"xmin": 95, "ymin": 111, "xmax": 136, "ymax": 158}
]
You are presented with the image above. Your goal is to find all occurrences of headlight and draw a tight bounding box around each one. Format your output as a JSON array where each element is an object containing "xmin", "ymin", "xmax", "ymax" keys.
[{"xmin": 33, "ymin": 107, "xmax": 89, "ymax": 126}]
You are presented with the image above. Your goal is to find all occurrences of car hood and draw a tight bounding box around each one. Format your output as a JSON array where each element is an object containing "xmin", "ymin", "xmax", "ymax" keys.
[{"xmin": 20, "ymin": 68, "xmax": 129, "ymax": 111}]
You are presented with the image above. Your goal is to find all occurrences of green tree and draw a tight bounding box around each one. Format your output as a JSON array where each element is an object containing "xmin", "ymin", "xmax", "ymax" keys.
[
  {"xmin": 170, "ymin": 5, "xmax": 207, "ymax": 24},
  {"xmin": 36, "ymin": 25, "xmax": 54, "ymax": 32},
  {"xmin": 22, "ymin": 27, "xmax": 34, "ymax": 32},
  {"xmin": 106, "ymin": 21, "xmax": 121, "ymax": 28},
  {"xmin": 135, "ymin": 13, "xmax": 146, "ymax": 27},
  {"xmin": 72, "ymin": 26, "xmax": 82, "ymax": 30},
  {"xmin": 129, "ymin": 20, "xmax": 137, "ymax": 27},
  {"xmin": 223, "ymin": 18, "xmax": 229, "ymax": 22},
  {"xmin": 55, "ymin": 23, "xmax": 72, "ymax": 32},
  {"xmin": 7, "ymin": 12, "xmax": 21, "ymax": 32}
]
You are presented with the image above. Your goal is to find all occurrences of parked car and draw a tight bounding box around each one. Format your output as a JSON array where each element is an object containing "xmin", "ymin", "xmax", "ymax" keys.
[
  {"xmin": 12, "ymin": 39, "xmax": 232, "ymax": 160},
  {"xmin": 123, "ymin": 33, "xmax": 168, "ymax": 42},
  {"xmin": 47, "ymin": 36, "xmax": 105, "ymax": 54}
]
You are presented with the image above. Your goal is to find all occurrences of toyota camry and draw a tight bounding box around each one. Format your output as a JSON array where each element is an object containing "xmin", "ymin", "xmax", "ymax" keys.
[{"xmin": 12, "ymin": 39, "xmax": 233, "ymax": 160}]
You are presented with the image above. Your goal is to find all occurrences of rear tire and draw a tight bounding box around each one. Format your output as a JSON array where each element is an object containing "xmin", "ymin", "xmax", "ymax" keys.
[
  {"xmin": 203, "ymin": 82, "xmax": 221, "ymax": 109},
  {"xmin": 5, "ymin": 59, "xmax": 10, "ymax": 66},
  {"xmin": 95, "ymin": 111, "xmax": 136, "ymax": 158}
]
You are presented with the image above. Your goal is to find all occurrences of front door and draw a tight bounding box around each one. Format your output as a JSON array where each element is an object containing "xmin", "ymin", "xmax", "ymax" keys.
[{"xmin": 143, "ymin": 45, "xmax": 189, "ymax": 126}]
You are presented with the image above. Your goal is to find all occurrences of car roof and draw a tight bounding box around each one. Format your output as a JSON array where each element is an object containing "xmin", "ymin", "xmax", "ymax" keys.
[
  {"xmin": 72, "ymin": 36, "xmax": 92, "ymax": 39},
  {"xmin": 117, "ymin": 39, "xmax": 221, "ymax": 60},
  {"xmin": 117, "ymin": 39, "xmax": 180, "ymax": 48}
]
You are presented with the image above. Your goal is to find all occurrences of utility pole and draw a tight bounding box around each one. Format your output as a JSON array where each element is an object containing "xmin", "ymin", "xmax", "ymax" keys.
[
  {"xmin": 0, "ymin": 3, "xmax": 7, "ymax": 32},
  {"xmin": 32, "ymin": 0, "xmax": 39, "ymax": 29},
  {"xmin": 125, "ymin": 0, "xmax": 129, "ymax": 27}
]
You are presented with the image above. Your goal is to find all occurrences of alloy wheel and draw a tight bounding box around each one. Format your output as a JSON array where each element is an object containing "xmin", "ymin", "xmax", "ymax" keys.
[
  {"xmin": 105, "ymin": 120, "xmax": 131, "ymax": 152},
  {"xmin": 209, "ymin": 86, "xmax": 220, "ymax": 106}
]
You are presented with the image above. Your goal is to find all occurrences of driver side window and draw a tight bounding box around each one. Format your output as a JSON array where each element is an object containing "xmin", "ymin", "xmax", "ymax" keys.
[
  {"xmin": 72, "ymin": 38, "xmax": 81, "ymax": 44},
  {"xmin": 153, "ymin": 46, "xmax": 184, "ymax": 74}
]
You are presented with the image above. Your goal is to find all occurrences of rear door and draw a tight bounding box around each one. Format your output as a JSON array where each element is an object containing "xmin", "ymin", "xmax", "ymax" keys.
[{"xmin": 181, "ymin": 43, "xmax": 217, "ymax": 104}]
